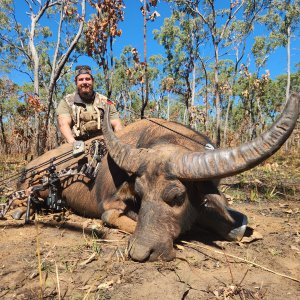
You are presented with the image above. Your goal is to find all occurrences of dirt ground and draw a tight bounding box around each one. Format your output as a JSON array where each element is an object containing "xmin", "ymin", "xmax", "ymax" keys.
[
  {"xmin": 1, "ymin": 150, "xmax": 300, "ymax": 300},
  {"xmin": 0, "ymin": 195, "xmax": 299, "ymax": 300}
]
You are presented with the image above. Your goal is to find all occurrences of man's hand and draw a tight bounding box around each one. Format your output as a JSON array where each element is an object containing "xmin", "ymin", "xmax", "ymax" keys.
[
  {"xmin": 111, "ymin": 118, "xmax": 123, "ymax": 132},
  {"xmin": 73, "ymin": 140, "xmax": 85, "ymax": 157}
]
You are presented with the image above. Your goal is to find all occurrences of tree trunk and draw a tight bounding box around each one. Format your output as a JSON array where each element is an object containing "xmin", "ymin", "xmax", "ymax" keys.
[
  {"xmin": 141, "ymin": 0, "xmax": 149, "ymax": 119},
  {"xmin": 0, "ymin": 112, "xmax": 8, "ymax": 154},
  {"xmin": 191, "ymin": 63, "xmax": 196, "ymax": 106},
  {"xmin": 286, "ymin": 25, "xmax": 291, "ymax": 103},
  {"xmin": 285, "ymin": 24, "xmax": 291, "ymax": 152},
  {"xmin": 167, "ymin": 92, "xmax": 170, "ymax": 120},
  {"xmin": 214, "ymin": 44, "xmax": 222, "ymax": 147},
  {"xmin": 223, "ymin": 97, "xmax": 232, "ymax": 146},
  {"xmin": 40, "ymin": 0, "xmax": 86, "ymax": 153},
  {"xmin": 199, "ymin": 58, "xmax": 209, "ymax": 132},
  {"xmin": 29, "ymin": 14, "xmax": 40, "ymax": 157}
]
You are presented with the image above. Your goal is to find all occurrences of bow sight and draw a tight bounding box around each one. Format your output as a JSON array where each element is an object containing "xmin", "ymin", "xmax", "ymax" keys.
[
  {"xmin": 0, "ymin": 138, "xmax": 108, "ymax": 223},
  {"xmin": 24, "ymin": 158, "xmax": 65, "ymax": 224},
  {"xmin": 45, "ymin": 159, "xmax": 64, "ymax": 211}
]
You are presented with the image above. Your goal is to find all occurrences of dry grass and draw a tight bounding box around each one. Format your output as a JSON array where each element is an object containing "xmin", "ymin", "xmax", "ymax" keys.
[{"xmin": 221, "ymin": 148, "xmax": 300, "ymax": 203}]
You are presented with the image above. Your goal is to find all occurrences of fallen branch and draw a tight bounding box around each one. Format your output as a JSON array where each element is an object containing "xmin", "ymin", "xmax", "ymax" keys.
[
  {"xmin": 95, "ymin": 238, "xmax": 127, "ymax": 243},
  {"xmin": 180, "ymin": 240, "xmax": 300, "ymax": 283}
]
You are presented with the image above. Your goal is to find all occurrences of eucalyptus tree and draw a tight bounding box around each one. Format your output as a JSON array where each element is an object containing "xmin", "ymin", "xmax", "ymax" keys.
[
  {"xmin": 90, "ymin": 0, "xmax": 160, "ymax": 118},
  {"xmin": 139, "ymin": 0, "xmax": 160, "ymax": 118},
  {"xmin": 257, "ymin": 0, "xmax": 300, "ymax": 102},
  {"xmin": 233, "ymin": 67, "xmax": 275, "ymax": 140},
  {"xmin": 0, "ymin": 0, "xmax": 86, "ymax": 155},
  {"xmin": 238, "ymin": 1, "xmax": 300, "ymax": 141},
  {"xmin": 153, "ymin": 11, "xmax": 206, "ymax": 125},
  {"xmin": 0, "ymin": 78, "xmax": 19, "ymax": 154},
  {"xmin": 85, "ymin": 0, "xmax": 125, "ymax": 99},
  {"xmin": 108, "ymin": 46, "xmax": 163, "ymax": 122},
  {"xmin": 231, "ymin": 66, "xmax": 300, "ymax": 145},
  {"xmin": 166, "ymin": 0, "xmax": 272, "ymax": 146},
  {"xmin": 109, "ymin": 46, "xmax": 145, "ymax": 121}
]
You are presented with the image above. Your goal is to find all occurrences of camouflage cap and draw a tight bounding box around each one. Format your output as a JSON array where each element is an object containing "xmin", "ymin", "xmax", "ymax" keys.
[{"xmin": 75, "ymin": 65, "xmax": 93, "ymax": 78}]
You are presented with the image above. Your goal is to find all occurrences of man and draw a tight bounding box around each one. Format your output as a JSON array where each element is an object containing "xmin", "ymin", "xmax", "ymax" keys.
[
  {"xmin": 9, "ymin": 66, "xmax": 122, "ymax": 221},
  {"xmin": 57, "ymin": 65, "xmax": 122, "ymax": 144}
]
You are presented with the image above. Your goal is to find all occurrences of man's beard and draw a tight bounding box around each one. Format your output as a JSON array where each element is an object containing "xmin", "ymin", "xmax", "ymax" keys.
[{"xmin": 78, "ymin": 88, "xmax": 95, "ymax": 103}]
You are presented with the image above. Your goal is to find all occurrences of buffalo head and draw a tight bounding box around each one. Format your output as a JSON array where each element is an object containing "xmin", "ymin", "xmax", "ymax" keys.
[{"xmin": 102, "ymin": 93, "xmax": 300, "ymax": 262}]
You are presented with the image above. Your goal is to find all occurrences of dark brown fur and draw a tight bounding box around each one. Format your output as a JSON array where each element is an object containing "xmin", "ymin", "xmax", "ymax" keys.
[
  {"xmin": 96, "ymin": 119, "xmax": 232, "ymax": 261},
  {"xmin": 21, "ymin": 119, "xmax": 233, "ymax": 262},
  {"xmin": 20, "ymin": 94, "xmax": 300, "ymax": 262}
]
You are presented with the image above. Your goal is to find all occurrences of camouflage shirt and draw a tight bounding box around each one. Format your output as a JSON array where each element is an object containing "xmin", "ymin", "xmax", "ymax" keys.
[{"xmin": 57, "ymin": 91, "xmax": 120, "ymax": 138}]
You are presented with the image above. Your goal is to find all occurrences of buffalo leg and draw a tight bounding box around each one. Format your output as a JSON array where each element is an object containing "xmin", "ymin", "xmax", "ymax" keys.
[
  {"xmin": 101, "ymin": 209, "xmax": 137, "ymax": 233},
  {"xmin": 11, "ymin": 207, "xmax": 27, "ymax": 220},
  {"xmin": 11, "ymin": 207, "xmax": 34, "ymax": 220}
]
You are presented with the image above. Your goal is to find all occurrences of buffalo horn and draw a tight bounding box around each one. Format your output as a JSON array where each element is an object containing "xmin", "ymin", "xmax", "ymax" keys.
[
  {"xmin": 168, "ymin": 93, "xmax": 300, "ymax": 180},
  {"xmin": 102, "ymin": 106, "xmax": 154, "ymax": 173}
]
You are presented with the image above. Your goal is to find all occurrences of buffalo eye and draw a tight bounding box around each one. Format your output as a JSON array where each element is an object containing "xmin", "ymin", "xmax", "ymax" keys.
[
  {"xmin": 169, "ymin": 194, "xmax": 185, "ymax": 207},
  {"xmin": 163, "ymin": 184, "xmax": 186, "ymax": 207}
]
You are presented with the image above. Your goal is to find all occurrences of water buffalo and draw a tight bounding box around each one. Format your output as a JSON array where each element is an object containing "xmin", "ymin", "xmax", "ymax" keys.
[
  {"xmin": 16, "ymin": 93, "xmax": 300, "ymax": 262},
  {"xmin": 100, "ymin": 93, "xmax": 299, "ymax": 261}
]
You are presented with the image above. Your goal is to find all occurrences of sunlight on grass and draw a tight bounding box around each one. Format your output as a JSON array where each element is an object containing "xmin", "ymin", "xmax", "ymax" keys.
[{"xmin": 222, "ymin": 149, "xmax": 300, "ymax": 203}]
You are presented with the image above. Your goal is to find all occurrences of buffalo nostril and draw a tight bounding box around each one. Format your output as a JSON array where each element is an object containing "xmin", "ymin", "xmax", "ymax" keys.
[{"xmin": 148, "ymin": 248, "xmax": 176, "ymax": 262}]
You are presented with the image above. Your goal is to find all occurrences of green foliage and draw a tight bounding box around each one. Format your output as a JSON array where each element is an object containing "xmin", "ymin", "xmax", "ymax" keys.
[
  {"xmin": 0, "ymin": 1, "xmax": 11, "ymax": 27},
  {"xmin": 0, "ymin": 0, "xmax": 299, "ymax": 154},
  {"xmin": 41, "ymin": 26, "xmax": 52, "ymax": 38},
  {"xmin": 277, "ymin": 72, "xmax": 300, "ymax": 94},
  {"xmin": 0, "ymin": 78, "xmax": 20, "ymax": 115},
  {"xmin": 153, "ymin": 10, "xmax": 206, "ymax": 115},
  {"xmin": 252, "ymin": 37, "xmax": 271, "ymax": 68},
  {"xmin": 258, "ymin": 0, "xmax": 300, "ymax": 48}
]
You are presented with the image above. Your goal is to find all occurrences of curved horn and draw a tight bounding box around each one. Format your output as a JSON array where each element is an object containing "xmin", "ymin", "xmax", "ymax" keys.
[
  {"xmin": 168, "ymin": 93, "xmax": 300, "ymax": 180},
  {"xmin": 102, "ymin": 105, "xmax": 154, "ymax": 174}
]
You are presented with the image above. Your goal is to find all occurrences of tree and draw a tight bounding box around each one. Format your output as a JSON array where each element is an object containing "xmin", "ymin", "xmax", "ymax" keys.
[
  {"xmin": 258, "ymin": 0, "xmax": 300, "ymax": 102},
  {"xmin": 0, "ymin": 0, "xmax": 86, "ymax": 155},
  {"xmin": 85, "ymin": 0, "xmax": 125, "ymax": 99},
  {"xmin": 167, "ymin": 0, "xmax": 272, "ymax": 146},
  {"xmin": 109, "ymin": 47, "xmax": 163, "ymax": 122},
  {"xmin": 153, "ymin": 11, "xmax": 205, "ymax": 125},
  {"xmin": 0, "ymin": 78, "xmax": 19, "ymax": 154},
  {"xmin": 233, "ymin": 67, "xmax": 273, "ymax": 141},
  {"xmin": 139, "ymin": 0, "xmax": 160, "ymax": 118}
]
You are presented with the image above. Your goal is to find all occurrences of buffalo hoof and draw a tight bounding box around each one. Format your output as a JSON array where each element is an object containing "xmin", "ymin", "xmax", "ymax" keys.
[{"xmin": 11, "ymin": 209, "xmax": 24, "ymax": 220}]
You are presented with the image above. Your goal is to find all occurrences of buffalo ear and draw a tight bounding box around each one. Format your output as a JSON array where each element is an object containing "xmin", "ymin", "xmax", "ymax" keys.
[{"xmin": 112, "ymin": 181, "xmax": 136, "ymax": 202}]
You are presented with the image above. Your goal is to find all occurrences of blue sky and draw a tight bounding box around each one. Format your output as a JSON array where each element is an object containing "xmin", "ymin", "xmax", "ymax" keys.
[
  {"xmin": 6, "ymin": 0, "xmax": 300, "ymax": 85},
  {"xmin": 120, "ymin": 1, "xmax": 299, "ymax": 77},
  {"xmin": 77, "ymin": 0, "xmax": 173, "ymax": 70}
]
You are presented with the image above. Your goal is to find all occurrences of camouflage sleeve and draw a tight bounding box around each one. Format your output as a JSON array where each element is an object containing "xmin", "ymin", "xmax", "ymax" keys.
[
  {"xmin": 56, "ymin": 98, "xmax": 71, "ymax": 117},
  {"xmin": 95, "ymin": 92, "xmax": 120, "ymax": 120},
  {"xmin": 108, "ymin": 103, "xmax": 120, "ymax": 120}
]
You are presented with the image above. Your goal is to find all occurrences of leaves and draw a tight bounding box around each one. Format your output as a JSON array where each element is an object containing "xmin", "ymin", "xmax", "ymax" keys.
[{"xmin": 85, "ymin": 0, "xmax": 125, "ymax": 56}]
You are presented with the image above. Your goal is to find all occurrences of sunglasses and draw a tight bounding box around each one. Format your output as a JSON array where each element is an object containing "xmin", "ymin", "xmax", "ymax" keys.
[
  {"xmin": 75, "ymin": 65, "xmax": 92, "ymax": 77},
  {"xmin": 75, "ymin": 65, "xmax": 91, "ymax": 71}
]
